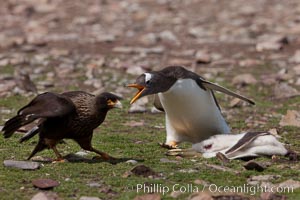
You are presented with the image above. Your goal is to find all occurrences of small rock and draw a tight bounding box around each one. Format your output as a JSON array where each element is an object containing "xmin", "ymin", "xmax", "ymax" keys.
[
  {"xmin": 256, "ymin": 42, "xmax": 283, "ymax": 52},
  {"xmin": 126, "ymin": 160, "xmax": 138, "ymax": 165},
  {"xmin": 194, "ymin": 179, "xmax": 209, "ymax": 186},
  {"xmin": 159, "ymin": 30, "xmax": 179, "ymax": 44},
  {"xmin": 274, "ymin": 83, "xmax": 300, "ymax": 99},
  {"xmin": 290, "ymin": 50, "xmax": 300, "ymax": 63},
  {"xmin": 248, "ymin": 175, "xmax": 281, "ymax": 182},
  {"xmin": 130, "ymin": 165, "xmax": 159, "ymax": 178},
  {"xmin": 278, "ymin": 179, "xmax": 300, "ymax": 189},
  {"xmin": 139, "ymin": 33, "xmax": 158, "ymax": 46},
  {"xmin": 239, "ymin": 59, "xmax": 262, "ymax": 67},
  {"xmin": 178, "ymin": 169, "xmax": 199, "ymax": 173},
  {"xmin": 256, "ymin": 35, "xmax": 287, "ymax": 52},
  {"xmin": 232, "ymin": 74, "xmax": 257, "ymax": 86},
  {"xmin": 123, "ymin": 120, "xmax": 145, "ymax": 127},
  {"xmin": 160, "ymin": 158, "xmax": 179, "ymax": 163},
  {"xmin": 128, "ymin": 98, "xmax": 148, "ymax": 113},
  {"xmin": 260, "ymin": 192, "xmax": 287, "ymax": 200},
  {"xmin": 204, "ymin": 164, "xmax": 239, "ymax": 174},
  {"xmin": 213, "ymin": 194, "xmax": 250, "ymax": 200},
  {"xmin": 188, "ymin": 192, "xmax": 213, "ymax": 200},
  {"xmin": 293, "ymin": 65, "xmax": 300, "ymax": 75},
  {"xmin": 4, "ymin": 160, "xmax": 40, "ymax": 170},
  {"xmin": 128, "ymin": 104, "xmax": 147, "ymax": 113},
  {"xmin": 32, "ymin": 178, "xmax": 59, "ymax": 189},
  {"xmin": 170, "ymin": 191, "xmax": 183, "ymax": 198},
  {"xmin": 229, "ymin": 98, "xmax": 243, "ymax": 108},
  {"xmin": 134, "ymin": 193, "xmax": 161, "ymax": 200},
  {"xmin": 279, "ymin": 110, "xmax": 300, "ymax": 127},
  {"xmin": 31, "ymin": 192, "xmax": 58, "ymax": 200},
  {"xmin": 244, "ymin": 161, "xmax": 266, "ymax": 172},
  {"xmin": 87, "ymin": 182, "xmax": 102, "ymax": 188},
  {"xmin": 79, "ymin": 197, "xmax": 102, "ymax": 200},
  {"xmin": 126, "ymin": 66, "xmax": 146, "ymax": 75},
  {"xmin": 195, "ymin": 50, "xmax": 211, "ymax": 64}
]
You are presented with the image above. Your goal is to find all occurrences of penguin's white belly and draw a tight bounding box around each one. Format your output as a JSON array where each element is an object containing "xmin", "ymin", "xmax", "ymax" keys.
[{"xmin": 158, "ymin": 79, "xmax": 230, "ymax": 143}]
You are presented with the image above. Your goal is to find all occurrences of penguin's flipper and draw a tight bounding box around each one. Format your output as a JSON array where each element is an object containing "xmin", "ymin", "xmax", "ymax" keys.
[
  {"xmin": 225, "ymin": 132, "xmax": 270, "ymax": 155},
  {"xmin": 200, "ymin": 79, "xmax": 255, "ymax": 105}
]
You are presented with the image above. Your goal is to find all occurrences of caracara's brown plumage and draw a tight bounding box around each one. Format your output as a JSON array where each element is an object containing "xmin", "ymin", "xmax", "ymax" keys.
[{"xmin": 2, "ymin": 91, "xmax": 122, "ymax": 161}]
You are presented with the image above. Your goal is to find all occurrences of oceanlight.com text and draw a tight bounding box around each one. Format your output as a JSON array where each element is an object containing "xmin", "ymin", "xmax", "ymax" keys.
[{"xmin": 128, "ymin": 183, "xmax": 295, "ymax": 196}]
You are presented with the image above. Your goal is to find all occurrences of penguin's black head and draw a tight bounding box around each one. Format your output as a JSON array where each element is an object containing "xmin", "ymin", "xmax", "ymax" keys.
[{"xmin": 127, "ymin": 72, "xmax": 176, "ymax": 104}]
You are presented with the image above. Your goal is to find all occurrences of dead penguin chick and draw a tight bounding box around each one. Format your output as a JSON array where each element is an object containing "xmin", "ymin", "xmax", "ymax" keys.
[{"xmin": 192, "ymin": 131, "xmax": 288, "ymax": 159}]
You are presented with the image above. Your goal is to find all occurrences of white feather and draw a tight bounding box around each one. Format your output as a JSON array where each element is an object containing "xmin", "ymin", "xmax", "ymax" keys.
[
  {"xmin": 144, "ymin": 73, "xmax": 152, "ymax": 83},
  {"xmin": 158, "ymin": 79, "xmax": 230, "ymax": 144}
]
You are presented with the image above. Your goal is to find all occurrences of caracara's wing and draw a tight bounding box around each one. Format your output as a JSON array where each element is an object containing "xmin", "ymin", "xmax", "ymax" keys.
[
  {"xmin": 2, "ymin": 92, "xmax": 75, "ymax": 138},
  {"xmin": 200, "ymin": 79, "xmax": 255, "ymax": 105}
]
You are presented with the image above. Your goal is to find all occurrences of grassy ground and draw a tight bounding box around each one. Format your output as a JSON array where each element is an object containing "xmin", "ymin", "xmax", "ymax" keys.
[{"xmin": 0, "ymin": 94, "xmax": 299, "ymax": 200}]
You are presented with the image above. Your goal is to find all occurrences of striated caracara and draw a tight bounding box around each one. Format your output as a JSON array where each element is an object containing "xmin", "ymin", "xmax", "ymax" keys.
[{"xmin": 2, "ymin": 91, "xmax": 122, "ymax": 161}]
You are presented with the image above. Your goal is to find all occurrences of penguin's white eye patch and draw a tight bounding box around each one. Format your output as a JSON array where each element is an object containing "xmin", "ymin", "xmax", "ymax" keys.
[{"xmin": 144, "ymin": 73, "xmax": 152, "ymax": 84}]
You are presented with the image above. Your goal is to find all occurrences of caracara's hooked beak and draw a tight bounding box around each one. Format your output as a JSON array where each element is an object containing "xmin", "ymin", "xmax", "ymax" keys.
[{"xmin": 127, "ymin": 84, "xmax": 145, "ymax": 104}]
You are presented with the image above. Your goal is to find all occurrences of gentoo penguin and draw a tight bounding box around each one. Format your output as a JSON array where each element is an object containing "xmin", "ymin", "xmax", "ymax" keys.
[
  {"xmin": 2, "ymin": 91, "xmax": 122, "ymax": 161},
  {"xmin": 127, "ymin": 66, "xmax": 254, "ymax": 148}
]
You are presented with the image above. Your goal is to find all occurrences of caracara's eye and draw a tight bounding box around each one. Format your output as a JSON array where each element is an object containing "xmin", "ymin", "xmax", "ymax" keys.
[{"xmin": 107, "ymin": 99, "xmax": 114, "ymax": 106}]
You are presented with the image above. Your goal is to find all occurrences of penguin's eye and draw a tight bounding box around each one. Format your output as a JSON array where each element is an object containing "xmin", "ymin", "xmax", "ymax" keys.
[{"xmin": 145, "ymin": 80, "xmax": 150, "ymax": 85}]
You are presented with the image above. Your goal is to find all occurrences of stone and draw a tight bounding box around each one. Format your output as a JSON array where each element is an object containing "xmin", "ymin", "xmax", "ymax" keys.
[
  {"xmin": 256, "ymin": 42, "xmax": 282, "ymax": 52},
  {"xmin": 232, "ymin": 74, "xmax": 257, "ymax": 86},
  {"xmin": 248, "ymin": 175, "xmax": 281, "ymax": 182},
  {"xmin": 280, "ymin": 110, "xmax": 300, "ymax": 127},
  {"xmin": 188, "ymin": 192, "xmax": 213, "ymax": 200},
  {"xmin": 32, "ymin": 178, "xmax": 59, "ymax": 189},
  {"xmin": 274, "ymin": 83, "xmax": 300, "ymax": 99},
  {"xmin": 126, "ymin": 160, "xmax": 138, "ymax": 165},
  {"xmin": 277, "ymin": 179, "xmax": 300, "ymax": 189},
  {"xmin": 133, "ymin": 194, "xmax": 161, "ymax": 200},
  {"xmin": 243, "ymin": 161, "xmax": 266, "ymax": 172},
  {"xmin": 290, "ymin": 50, "xmax": 300, "ymax": 63},
  {"xmin": 159, "ymin": 30, "xmax": 179, "ymax": 44},
  {"xmin": 3, "ymin": 160, "xmax": 40, "ymax": 170},
  {"xmin": 195, "ymin": 50, "xmax": 211, "ymax": 64},
  {"xmin": 79, "ymin": 197, "xmax": 102, "ymax": 200},
  {"xmin": 139, "ymin": 33, "xmax": 158, "ymax": 45},
  {"xmin": 31, "ymin": 192, "xmax": 58, "ymax": 200},
  {"xmin": 159, "ymin": 158, "xmax": 179, "ymax": 163}
]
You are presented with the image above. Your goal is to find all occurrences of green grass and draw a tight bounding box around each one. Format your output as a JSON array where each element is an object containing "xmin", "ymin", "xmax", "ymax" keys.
[{"xmin": 0, "ymin": 96, "xmax": 299, "ymax": 199}]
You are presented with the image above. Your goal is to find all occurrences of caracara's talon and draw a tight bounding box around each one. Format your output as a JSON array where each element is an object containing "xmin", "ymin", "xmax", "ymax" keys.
[
  {"xmin": 159, "ymin": 142, "xmax": 178, "ymax": 149},
  {"xmin": 92, "ymin": 154, "xmax": 116, "ymax": 161},
  {"xmin": 52, "ymin": 158, "xmax": 67, "ymax": 163}
]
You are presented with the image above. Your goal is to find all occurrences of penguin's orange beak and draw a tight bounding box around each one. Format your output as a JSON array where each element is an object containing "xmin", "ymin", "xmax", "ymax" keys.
[{"xmin": 127, "ymin": 84, "xmax": 145, "ymax": 104}]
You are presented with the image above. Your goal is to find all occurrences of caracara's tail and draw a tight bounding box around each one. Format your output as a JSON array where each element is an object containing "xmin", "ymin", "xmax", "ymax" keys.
[{"xmin": 2, "ymin": 115, "xmax": 36, "ymax": 138}]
